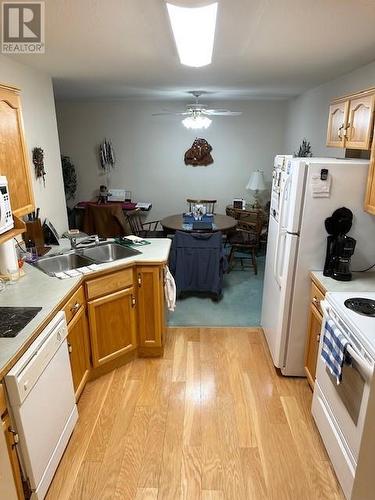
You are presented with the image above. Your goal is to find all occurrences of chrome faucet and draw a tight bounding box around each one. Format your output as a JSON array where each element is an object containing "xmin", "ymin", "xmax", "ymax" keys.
[{"xmin": 70, "ymin": 234, "xmax": 100, "ymax": 250}]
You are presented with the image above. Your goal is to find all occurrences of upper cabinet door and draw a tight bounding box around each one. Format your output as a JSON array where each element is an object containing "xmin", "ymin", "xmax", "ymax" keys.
[
  {"xmin": 345, "ymin": 94, "xmax": 375, "ymax": 150},
  {"xmin": 326, "ymin": 101, "xmax": 349, "ymax": 148},
  {"xmin": 0, "ymin": 85, "xmax": 34, "ymax": 217}
]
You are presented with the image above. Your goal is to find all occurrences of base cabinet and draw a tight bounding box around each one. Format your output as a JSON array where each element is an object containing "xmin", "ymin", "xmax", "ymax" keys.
[
  {"xmin": 88, "ymin": 287, "xmax": 137, "ymax": 367},
  {"xmin": 305, "ymin": 305, "xmax": 322, "ymax": 388},
  {"xmin": 137, "ymin": 265, "xmax": 165, "ymax": 354},
  {"xmin": 67, "ymin": 305, "xmax": 91, "ymax": 400},
  {"xmin": 304, "ymin": 280, "xmax": 325, "ymax": 389},
  {"xmin": 0, "ymin": 385, "xmax": 23, "ymax": 499},
  {"xmin": 61, "ymin": 264, "xmax": 166, "ymax": 395}
]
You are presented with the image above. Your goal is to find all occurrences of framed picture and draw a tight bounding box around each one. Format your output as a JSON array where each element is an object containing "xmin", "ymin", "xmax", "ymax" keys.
[{"xmin": 233, "ymin": 198, "xmax": 245, "ymax": 209}]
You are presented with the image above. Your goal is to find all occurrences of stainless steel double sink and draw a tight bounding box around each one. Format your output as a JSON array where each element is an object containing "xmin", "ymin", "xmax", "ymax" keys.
[{"xmin": 34, "ymin": 242, "xmax": 141, "ymax": 276}]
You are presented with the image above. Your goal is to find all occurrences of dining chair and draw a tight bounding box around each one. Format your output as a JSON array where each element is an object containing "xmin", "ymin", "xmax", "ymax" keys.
[
  {"xmin": 126, "ymin": 209, "xmax": 164, "ymax": 237},
  {"xmin": 169, "ymin": 230, "xmax": 227, "ymax": 301},
  {"xmin": 187, "ymin": 199, "xmax": 217, "ymax": 214},
  {"xmin": 225, "ymin": 206, "xmax": 237, "ymax": 219},
  {"xmin": 227, "ymin": 212, "xmax": 264, "ymax": 274}
]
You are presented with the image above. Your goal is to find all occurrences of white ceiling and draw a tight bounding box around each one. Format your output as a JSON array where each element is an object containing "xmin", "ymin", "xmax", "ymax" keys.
[{"xmin": 8, "ymin": 0, "xmax": 375, "ymax": 101}]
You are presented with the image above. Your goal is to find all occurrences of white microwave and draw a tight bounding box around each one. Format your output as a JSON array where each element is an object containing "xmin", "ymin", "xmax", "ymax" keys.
[{"xmin": 0, "ymin": 176, "xmax": 14, "ymax": 235}]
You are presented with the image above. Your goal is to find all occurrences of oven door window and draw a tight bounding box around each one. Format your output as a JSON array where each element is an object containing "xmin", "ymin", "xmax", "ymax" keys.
[
  {"xmin": 325, "ymin": 360, "xmax": 365, "ymax": 425},
  {"xmin": 317, "ymin": 351, "xmax": 370, "ymax": 461}
]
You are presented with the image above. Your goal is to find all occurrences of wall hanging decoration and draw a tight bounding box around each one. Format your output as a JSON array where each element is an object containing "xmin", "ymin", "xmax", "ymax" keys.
[
  {"xmin": 32, "ymin": 147, "xmax": 46, "ymax": 186},
  {"xmin": 61, "ymin": 155, "xmax": 77, "ymax": 201},
  {"xmin": 61, "ymin": 155, "xmax": 77, "ymax": 229},
  {"xmin": 99, "ymin": 139, "xmax": 116, "ymax": 170},
  {"xmin": 184, "ymin": 138, "xmax": 213, "ymax": 166},
  {"xmin": 294, "ymin": 139, "xmax": 313, "ymax": 157}
]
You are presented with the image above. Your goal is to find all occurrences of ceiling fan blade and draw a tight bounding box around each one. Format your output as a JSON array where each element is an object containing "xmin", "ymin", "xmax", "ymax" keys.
[
  {"xmin": 202, "ymin": 109, "xmax": 242, "ymax": 116},
  {"xmin": 152, "ymin": 111, "xmax": 190, "ymax": 116}
]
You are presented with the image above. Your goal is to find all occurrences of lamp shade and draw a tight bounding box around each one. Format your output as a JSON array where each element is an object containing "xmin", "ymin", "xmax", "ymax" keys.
[{"xmin": 246, "ymin": 170, "xmax": 266, "ymax": 191}]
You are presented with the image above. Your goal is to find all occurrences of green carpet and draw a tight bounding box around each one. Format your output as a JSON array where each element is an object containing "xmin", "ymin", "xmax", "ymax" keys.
[{"xmin": 167, "ymin": 255, "xmax": 265, "ymax": 327}]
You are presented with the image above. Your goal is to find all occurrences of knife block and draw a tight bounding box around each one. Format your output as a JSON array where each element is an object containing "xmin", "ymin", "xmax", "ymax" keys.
[{"xmin": 23, "ymin": 219, "xmax": 49, "ymax": 256}]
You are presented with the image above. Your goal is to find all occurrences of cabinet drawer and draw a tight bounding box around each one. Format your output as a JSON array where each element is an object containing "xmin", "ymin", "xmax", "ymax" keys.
[
  {"xmin": 86, "ymin": 268, "xmax": 133, "ymax": 300},
  {"xmin": 63, "ymin": 286, "xmax": 85, "ymax": 325},
  {"xmin": 311, "ymin": 281, "xmax": 324, "ymax": 315}
]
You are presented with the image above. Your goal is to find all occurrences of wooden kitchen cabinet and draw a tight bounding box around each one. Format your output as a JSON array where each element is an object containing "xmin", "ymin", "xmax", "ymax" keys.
[
  {"xmin": 345, "ymin": 94, "xmax": 375, "ymax": 150},
  {"xmin": 326, "ymin": 86, "xmax": 375, "ymax": 214},
  {"xmin": 0, "ymin": 84, "xmax": 34, "ymax": 217},
  {"xmin": 304, "ymin": 280, "xmax": 325, "ymax": 389},
  {"xmin": 326, "ymin": 89, "xmax": 375, "ymax": 150},
  {"xmin": 66, "ymin": 305, "xmax": 91, "ymax": 400},
  {"xmin": 326, "ymin": 100, "xmax": 349, "ymax": 148},
  {"xmin": 136, "ymin": 265, "xmax": 165, "ymax": 356},
  {"xmin": 63, "ymin": 286, "xmax": 91, "ymax": 400},
  {"xmin": 88, "ymin": 287, "xmax": 137, "ymax": 367},
  {"xmin": 0, "ymin": 384, "xmax": 23, "ymax": 499},
  {"xmin": 364, "ymin": 122, "xmax": 375, "ymax": 214}
]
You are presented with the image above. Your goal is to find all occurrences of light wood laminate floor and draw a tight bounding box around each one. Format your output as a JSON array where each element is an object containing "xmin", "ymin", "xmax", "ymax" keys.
[{"xmin": 47, "ymin": 328, "xmax": 344, "ymax": 500}]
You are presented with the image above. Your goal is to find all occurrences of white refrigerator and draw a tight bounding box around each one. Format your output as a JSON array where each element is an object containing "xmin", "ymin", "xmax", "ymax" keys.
[{"xmin": 261, "ymin": 156, "xmax": 375, "ymax": 376}]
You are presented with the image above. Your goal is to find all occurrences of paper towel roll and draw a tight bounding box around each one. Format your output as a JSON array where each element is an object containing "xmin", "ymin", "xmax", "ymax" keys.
[{"xmin": 0, "ymin": 239, "xmax": 19, "ymax": 279}]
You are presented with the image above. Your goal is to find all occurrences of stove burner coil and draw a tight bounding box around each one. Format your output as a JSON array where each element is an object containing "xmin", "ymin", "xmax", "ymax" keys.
[{"xmin": 344, "ymin": 298, "xmax": 375, "ymax": 317}]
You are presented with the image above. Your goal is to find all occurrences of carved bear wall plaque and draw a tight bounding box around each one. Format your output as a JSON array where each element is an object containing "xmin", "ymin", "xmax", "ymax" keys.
[{"xmin": 184, "ymin": 138, "xmax": 213, "ymax": 166}]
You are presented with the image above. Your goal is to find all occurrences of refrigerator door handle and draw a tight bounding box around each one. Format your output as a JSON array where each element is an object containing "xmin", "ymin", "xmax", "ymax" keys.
[
  {"xmin": 273, "ymin": 174, "xmax": 292, "ymax": 286},
  {"xmin": 273, "ymin": 227, "xmax": 287, "ymax": 286}
]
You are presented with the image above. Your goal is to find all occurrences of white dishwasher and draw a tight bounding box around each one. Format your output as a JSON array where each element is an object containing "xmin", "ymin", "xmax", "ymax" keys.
[{"xmin": 5, "ymin": 311, "xmax": 78, "ymax": 499}]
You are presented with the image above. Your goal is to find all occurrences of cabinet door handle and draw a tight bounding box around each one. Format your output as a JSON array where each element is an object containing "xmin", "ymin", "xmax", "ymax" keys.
[
  {"xmin": 67, "ymin": 341, "xmax": 72, "ymax": 353},
  {"xmin": 312, "ymin": 296, "xmax": 320, "ymax": 306},
  {"xmin": 131, "ymin": 295, "xmax": 136, "ymax": 307},
  {"xmin": 137, "ymin": 274, "xmax": 142, "ymax": 287},
  {"xmin": 8, "ymin": 427, "xmax": 19, "ymax": 448},
  {"xmin": 338, "ymin": 124, "xmax": 344, "ymax": 139},
  {"xmin": 316, "ymin": 334, "xmax": 320, "ymax": 342},
  {"xmin": 70, "ymin": 302, "xmax": 80, "ymax": 314}
]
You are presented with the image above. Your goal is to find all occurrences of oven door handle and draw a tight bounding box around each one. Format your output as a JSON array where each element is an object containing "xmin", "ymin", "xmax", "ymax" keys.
[
  {"xmin": 320, "ymin": 300, "xmax": 374, "ymax": 382},
  {"xmin": 346, "ymin": 344, "xmax": 374, "ymax": 382}
]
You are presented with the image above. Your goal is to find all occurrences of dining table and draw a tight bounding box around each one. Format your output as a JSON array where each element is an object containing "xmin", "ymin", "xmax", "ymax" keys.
[{"xmin": 160, "ymin": 213, "xmax": 237, "ymax": 235}]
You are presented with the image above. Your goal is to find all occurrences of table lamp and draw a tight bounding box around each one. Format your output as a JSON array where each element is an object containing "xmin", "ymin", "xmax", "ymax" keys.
[{"xmin": 246, "ymin": 170, "xmax": 266, "ymax": 208}]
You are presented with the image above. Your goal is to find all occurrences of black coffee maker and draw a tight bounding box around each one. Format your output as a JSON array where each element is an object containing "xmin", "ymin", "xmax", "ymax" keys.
[{"xmin": 323, "ymin": 207, "xmax": 356, "ymax": 281}]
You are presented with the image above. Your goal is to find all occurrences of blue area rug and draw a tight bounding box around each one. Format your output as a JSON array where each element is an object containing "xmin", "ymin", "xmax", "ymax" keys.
[{"xmin": 167, "ymin": 255, "xmax": 265, "ymax": 327}]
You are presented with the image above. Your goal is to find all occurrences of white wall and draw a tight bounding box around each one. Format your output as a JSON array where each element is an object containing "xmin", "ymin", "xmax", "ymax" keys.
[
  {"xmin": 55, "ymin": 100, "xmax": 287, "ymax": 221},
  {"xmin": 1, "ymin": 55, "xmax": 68, "ymax": 235},
  {"xmin": 285, "ymin": 60, "xmax": 375, "ymax": 157}
]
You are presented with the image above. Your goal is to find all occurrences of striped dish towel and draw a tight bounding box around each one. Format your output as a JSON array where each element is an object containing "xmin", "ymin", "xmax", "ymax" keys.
[{"xmin": 321, "ymin": 319, "xmax": 349, "ymax": 385}]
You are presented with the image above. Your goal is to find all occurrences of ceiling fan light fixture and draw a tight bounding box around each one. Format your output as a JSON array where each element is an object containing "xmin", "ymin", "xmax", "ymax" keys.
[
  {"xmin": 166, "ymin": 2, "xmax": 218, "ymax": 67},
  {"xmin": 182, "ymin": 115, "xmax": 212, "ymax": 129}
]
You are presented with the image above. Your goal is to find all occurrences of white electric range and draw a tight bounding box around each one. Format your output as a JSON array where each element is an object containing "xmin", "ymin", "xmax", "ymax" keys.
[{"xmin": 312, "ymin": 291, "xmax": 375, "ymax": 500}]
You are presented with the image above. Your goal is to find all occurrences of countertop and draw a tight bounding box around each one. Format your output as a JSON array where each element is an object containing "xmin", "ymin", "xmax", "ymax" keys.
[
  {"xmin": 0, "ymin": 238, "xmax": 171, "ymax": 379},
  {"xmin": 311, "ymin": 270, "xmax": 375, "ymax": 294}
]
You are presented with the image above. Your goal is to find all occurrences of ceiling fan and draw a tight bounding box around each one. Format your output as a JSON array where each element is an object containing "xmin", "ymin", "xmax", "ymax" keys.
[{"xmin": 152, "ymin": 91, "xmax": 242, "ymax": 129}]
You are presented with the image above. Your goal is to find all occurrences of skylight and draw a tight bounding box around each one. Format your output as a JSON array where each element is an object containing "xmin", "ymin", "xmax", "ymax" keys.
[{"xmin": 166, "ymin": 2, "xmax": 218, "ymax": 68}]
